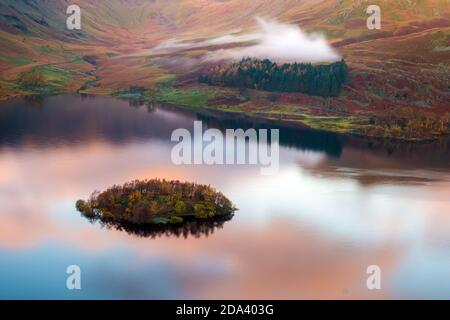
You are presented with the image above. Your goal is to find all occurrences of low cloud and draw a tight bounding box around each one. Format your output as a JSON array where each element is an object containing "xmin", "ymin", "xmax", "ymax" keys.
[{"xmin": 154, "ymin": 18, "xmax": 341, "ymax": 64}]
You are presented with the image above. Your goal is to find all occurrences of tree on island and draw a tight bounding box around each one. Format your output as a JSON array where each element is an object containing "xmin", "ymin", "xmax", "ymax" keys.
[{"xmin": 76, "ymin": 179, "xmax": 236, "ymax": 225}]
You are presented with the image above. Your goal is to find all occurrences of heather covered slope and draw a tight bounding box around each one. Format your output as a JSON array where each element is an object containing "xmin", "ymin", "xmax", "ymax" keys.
[
  {"xmin": 1, "ymin": 0, "xmax": 448, "ymax": 55},
  {"xmin": 0, "ymin": 0, "xmax": 449, "ymax": 139}
]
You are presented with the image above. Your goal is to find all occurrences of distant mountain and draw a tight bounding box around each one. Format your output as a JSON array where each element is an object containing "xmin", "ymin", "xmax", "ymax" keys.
[{"xmin": 1, "ymin": 0, "xmax": 446, "ymax": 41}]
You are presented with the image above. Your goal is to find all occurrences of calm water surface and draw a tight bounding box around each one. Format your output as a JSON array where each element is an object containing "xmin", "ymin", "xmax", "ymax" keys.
[{"xmin": 0, "ymin": 94, "xmax": 449, "ymax": 299}]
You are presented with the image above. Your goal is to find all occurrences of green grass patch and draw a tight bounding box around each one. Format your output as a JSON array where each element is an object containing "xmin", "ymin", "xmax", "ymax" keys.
[
  {"xmin": 33, "ymin": 65, "xmax": 73, "ymax": 85},
  {"xmin": 0, "ymin": 37, "xmax": 16, "ymax": 47},
  {"xmin": 33, "ymin": 45, "xmax": 63, "ymax": 57},
  {"xmin": 156, "ymin": 74, "xmax": 177, "ymax": 85},
  {"xmin": 301, "ymin": 115, "xmax": 356, "ymax": 133},
  {"xmin": 112, "ymin": 86, "xmax": 155, "ymax": 101},
  {"xmin": 388, "ymin": 11, "xmax": 400, "ymax": 21},
  {"xmin": 155, "ymin": 87, "xmax": 216, "ymax": 108},
  {"xmin": 18, "ymin": 65, "xmax": 74, "ymax": 94},
  {"xmin": 0, "ymin": 54, "xmax": 31, "ymax": 66},
  {"xmin": 69, "ymin": 56, "xmax": 84, "ymax": 64}
]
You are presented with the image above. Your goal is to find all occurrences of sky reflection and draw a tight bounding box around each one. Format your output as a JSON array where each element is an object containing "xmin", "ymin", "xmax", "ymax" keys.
[{"xmin": 0, "ymin": 95, "xmax": 449, "ymax": 299}]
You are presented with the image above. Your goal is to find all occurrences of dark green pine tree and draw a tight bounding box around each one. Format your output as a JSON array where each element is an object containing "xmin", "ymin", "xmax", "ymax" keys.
[{"xmin": 198, "ymin": 58, "xmax": 348, "ymax": 97}]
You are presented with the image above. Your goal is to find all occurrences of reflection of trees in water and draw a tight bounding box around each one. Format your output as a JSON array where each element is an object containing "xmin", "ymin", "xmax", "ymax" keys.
[
  {"xmin": 128, "ymin": 99, "xmax": 145, "ymax": 108},
  {"xmin": 196, "ymin": 113, "xmax": 343, "ymax": 157},
  {"xmin": 121, "ymin": 97, "xmax": 158, "ymax": 112},
  {"xmin": 23, "ymin": 95, "xmax": 44, "ymax": 109},
  {"xmin": 1, "ymin": 95, "xmax": 449, "ymax": 167},
  {"xmin": 0, "ymin": 97, "xmax": 176, "ymax": 147},
  {"xmin": 195, "ymin": 111, "xmax": 450, "ymax": 165},
  {"xmin": 80, "ymin": 93, "xmax": 96, "ymax": 100},
  {"xmin": 348, "ymin": 134, "xmax": 450, "ymax": 167},
  {"xmin": 146, "ymin": 103, "xmax": 158, "ymax": 113},
  {"xmin": 82, "ymin": 214, "xmax": 234, "ymax": 239}
]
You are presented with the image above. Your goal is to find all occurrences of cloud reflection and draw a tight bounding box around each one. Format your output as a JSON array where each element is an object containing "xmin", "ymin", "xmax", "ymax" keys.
[{"xmin": 1, "ymin": 96, "xmax": 450, "ymax": 299}]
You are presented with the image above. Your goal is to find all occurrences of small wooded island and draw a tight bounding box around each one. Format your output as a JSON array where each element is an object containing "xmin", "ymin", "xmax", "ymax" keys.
[{"xmin": 76, "ymin": 179, "xmax": 237, "ymax": 226}]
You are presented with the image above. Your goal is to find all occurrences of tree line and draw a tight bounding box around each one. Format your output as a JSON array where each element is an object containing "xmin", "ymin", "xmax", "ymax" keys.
[{"xmin": 199, "ymin": 57, "xmax": 349, "ymax": 97}]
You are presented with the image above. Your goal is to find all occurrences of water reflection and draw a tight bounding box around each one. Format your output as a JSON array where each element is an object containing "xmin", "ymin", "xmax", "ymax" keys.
[
  {"xmin": 1, "ymin": 94, "xmax": 449, "ymax": 167},
  {"xmin": 82, "ymin": 215, "xmax": 234, "ymax": 239},
  {"xmin": 23, "ymin": 95, "xmax": 45, "ymax": 109},
  {"xmin": 305, "ymin": 166, "xmax": 447, "ymax": 187},
  {"xmin": 0, "ymin": 95, "xmax": 187, "ymax": 147},
  {"xmin": 196, "ymin": 112, "xmax": 344, "ymax": 157},
  {"xmin": 0, "ymin": 94, "xmax": 449, "ymax": 299}
]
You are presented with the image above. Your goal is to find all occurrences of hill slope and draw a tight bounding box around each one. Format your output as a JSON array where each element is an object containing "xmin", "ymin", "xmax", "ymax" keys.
[{"xmin": 0, "ymin": 0, "xmax": 449, "ymax": 139}]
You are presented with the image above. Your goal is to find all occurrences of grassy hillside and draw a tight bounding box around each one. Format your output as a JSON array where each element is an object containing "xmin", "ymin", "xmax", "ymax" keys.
[{"xmin": 0, "ymin": 0, "xmax": 448, "ymax": 139}]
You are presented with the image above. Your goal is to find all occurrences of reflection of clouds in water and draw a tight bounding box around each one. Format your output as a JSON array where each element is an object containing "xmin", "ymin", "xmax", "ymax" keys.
[
  {"xmin": 306, "ymin": 166, "xmax": 446, "ymax": 187},
  {"xmin": 1, "ymin": 137, "xmax": 450, "ymax": 250},
  {"xmin": 83, "ymin": 221, "xmax": 397, "ymax": 299},
  {"xmin": 391, "ymin": 249, "xmax": 450, "ymax": 299},
  {"xmin": 1, "ymin": 95, "xmax": 450, "ymax": 298},
  {"xmin": 0, "ymin": 221, "xmax": 396, "ymax": 299},
  {"xmin": 228, "ymin": 167, "xmax": 450, "ymax": 247},
  {"xmin": 87, "ymin": 257, "xmax": 184, "ymax": 299}
]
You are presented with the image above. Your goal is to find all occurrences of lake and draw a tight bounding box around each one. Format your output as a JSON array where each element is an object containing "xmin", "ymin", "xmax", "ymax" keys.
[{"xmin": 0, "ymin": 94, "xmax": 449, "ymax": 299}]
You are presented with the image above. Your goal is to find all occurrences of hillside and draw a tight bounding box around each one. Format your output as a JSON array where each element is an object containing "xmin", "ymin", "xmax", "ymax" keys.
[{"xmin": 0, "ymin": 0, "xmax": 449, "ymax": 139}]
